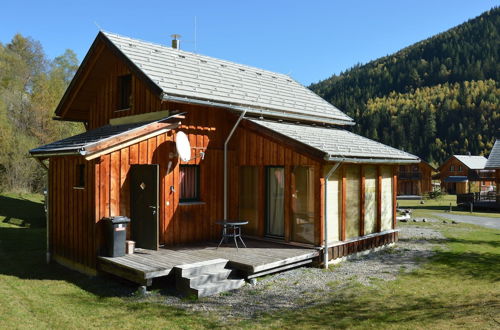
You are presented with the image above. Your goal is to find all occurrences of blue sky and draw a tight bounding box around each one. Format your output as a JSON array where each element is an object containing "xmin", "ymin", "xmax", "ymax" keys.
[{"xmin": 1, "ymin": 1, "xmax": 497, "ymax": 85}]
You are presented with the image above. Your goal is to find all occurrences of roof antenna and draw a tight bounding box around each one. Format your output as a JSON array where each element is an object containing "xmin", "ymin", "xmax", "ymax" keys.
[
  {"xmin": 194, "ymin": 16, "xmax": 198, "ymax": 53},
  {"xmin": 94, "ymin": 21, "xmax": 102, "ymax": 31}
]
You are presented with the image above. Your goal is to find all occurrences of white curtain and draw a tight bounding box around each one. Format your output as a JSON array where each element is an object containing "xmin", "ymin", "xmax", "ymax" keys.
[{"xmin": 267, "ymin": 167, "xmax": 285, "ymax": 237}]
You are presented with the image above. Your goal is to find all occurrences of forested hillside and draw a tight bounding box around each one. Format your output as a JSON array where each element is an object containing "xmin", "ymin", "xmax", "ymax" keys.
[
  {"xmin": 310, "ymin": 7, "xmax": 499, "ymax": 165},
  {"xmin": 0, "ymin": 34, "xmax": 82, "ymax": 192}
]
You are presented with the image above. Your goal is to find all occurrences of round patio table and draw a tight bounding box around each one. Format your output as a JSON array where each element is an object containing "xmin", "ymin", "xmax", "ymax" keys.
[{"xmin": 215, "ymin": 220, "xmax": 248, "ymax": 250}]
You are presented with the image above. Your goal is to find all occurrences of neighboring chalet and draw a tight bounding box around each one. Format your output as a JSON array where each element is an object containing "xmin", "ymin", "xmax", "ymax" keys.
[
  {"xmin": 397, "ymin": 161, "xmax": 434, "ymax": 197},
  {"xmin": 485, "ymin": 139, "xmax": 500, "ymax": 206},
  {"xmin": 29, "ymin": 32, "xmax": 418, "ymax": 287},
  {"xmin": 438, "ymin": 155, "xmax": 495, "ymax": 194}
]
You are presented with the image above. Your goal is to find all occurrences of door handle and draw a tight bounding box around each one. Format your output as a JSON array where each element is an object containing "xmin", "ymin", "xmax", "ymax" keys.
[{"xmin": 149, "ymin": 205, "xmax": 158, "ymax": 215}]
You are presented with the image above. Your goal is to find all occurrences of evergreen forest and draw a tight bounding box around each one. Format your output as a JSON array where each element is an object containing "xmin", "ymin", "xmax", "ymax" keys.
[{"xmin": 310, "ymin": 7, "xmax": 499, "ymax": 166}]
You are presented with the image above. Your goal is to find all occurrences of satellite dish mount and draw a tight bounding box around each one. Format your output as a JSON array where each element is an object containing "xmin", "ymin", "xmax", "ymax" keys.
[{"xmin": 175, "ymin": 131, "xmax": 205, "ymax": 162}]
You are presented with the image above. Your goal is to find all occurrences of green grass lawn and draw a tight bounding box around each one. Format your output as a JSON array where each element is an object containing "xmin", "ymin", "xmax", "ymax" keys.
[
  {"xmin": 0, "ymin": 193, "xmax": 498, "ymax": 329},
  {"xmin": 398, "ymin": 194, "xmax": 500, "ymax": 218}
]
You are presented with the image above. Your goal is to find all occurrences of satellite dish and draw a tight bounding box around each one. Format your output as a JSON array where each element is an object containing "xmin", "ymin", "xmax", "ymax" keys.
[{"xmin": 175, "ymin": 131, "xmax": 191, "ymax": 162}]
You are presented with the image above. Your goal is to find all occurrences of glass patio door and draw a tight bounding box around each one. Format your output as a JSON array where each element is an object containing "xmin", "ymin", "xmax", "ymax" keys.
[{"xmin": 266, "ymin": 167, "xmax": 285, "ymax": 238}]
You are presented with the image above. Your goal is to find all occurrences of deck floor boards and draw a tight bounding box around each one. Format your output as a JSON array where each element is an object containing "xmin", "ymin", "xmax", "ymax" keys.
[{"xmin": 98, "ymin": 239, "xmax": 319, "ymax": 284}]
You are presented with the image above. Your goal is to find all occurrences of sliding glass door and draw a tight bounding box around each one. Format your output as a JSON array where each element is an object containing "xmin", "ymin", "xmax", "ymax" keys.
[
  {"xmin": 266, "ymin": 167, "xmax": 285, "ymax": 238},
  {"xmin": 291, "ymin": 166, "xmax": 315, "ymax": 244},
  {"xmin": 239, "ymin": 166, "xmax": 259, "ymax": 236}
]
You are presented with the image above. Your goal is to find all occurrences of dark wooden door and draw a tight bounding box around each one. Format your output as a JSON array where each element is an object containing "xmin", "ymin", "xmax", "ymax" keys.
[{"xmin": 130, "ymin": 164, "xmax": 159, "ymax": 250}]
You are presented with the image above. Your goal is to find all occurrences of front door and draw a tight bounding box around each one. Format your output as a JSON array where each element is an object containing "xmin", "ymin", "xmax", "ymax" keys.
[
  {"xmin": 130, "ymin": 164, "xmax": 159, "ymax": 250},
  {"xmin": 266, "ymin": 166, "xmax": 285, "ymax": 238}
]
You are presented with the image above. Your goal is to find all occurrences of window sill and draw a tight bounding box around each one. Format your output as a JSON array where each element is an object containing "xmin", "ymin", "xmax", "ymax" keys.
[
  {"xmin": 179, "ymin": 201, "xmax": 205, "ymax": 206},
  {"xmin": 114, "ymin": 108, "xmax": 131, "ymax": 113},
  {"xmin": 73, "ymin": 187, "xmax": 85, "ymax": 190}
]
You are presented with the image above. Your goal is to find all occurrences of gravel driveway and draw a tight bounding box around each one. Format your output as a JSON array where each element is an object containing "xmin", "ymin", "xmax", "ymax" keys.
[
  {"xmin": 140, "ymin": 223, "xmax": 445, "ymax": 320},
  {"xmin": 432, "ymin": 213, "xmax": 500, "ymax": 230}
]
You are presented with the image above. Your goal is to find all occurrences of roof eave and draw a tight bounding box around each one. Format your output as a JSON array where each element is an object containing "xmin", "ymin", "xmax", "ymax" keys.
[
  {"xmin": 162, "ymin": 94, "xmax": 355, "ymax": 126},
  {"xmin": 326, "ymin": 155, "xmax": 419, "ymax": 164}
]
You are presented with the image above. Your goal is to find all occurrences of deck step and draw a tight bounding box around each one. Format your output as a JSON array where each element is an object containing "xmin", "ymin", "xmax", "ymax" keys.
[
  {"xmin": 174, "ymin": 260, "xmax": 245, "ymax": 297},
  {"xmin": 174, "ymin": 258, "xmax": 228, "ymax": 278},
  {"xmin": 189, "ymin": 279, "xmax": 245, "ymax": 298},
  {"xmin": 177, "ymin": 269, "xmax": 234, "ymax": 288}
]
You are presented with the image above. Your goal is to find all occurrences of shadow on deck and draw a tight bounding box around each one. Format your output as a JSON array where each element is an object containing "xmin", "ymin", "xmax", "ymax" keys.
[{"xmin": 98, "ymin": 239, "xmax": 319, "ymax": 286}]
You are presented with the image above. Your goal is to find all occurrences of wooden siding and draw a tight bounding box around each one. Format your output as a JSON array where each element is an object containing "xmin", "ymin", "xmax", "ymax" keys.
[
  {"xmin": 328, "ymin": 231, "xmax": 398, "ymax": 261},
  {"xmin": 397, "ymin": 162, "xmax": 433, "ymax": 196},
  {"xmin": 48, "ymin": 43, "xmax": 404, "ymax": 271},
  {"xmin": 49, "ymin": 156, "xmax": 96, "ymax": 270},
  {"xmin": 230, "ymin": 121, "xmax": 323, "ymax": 245},
  {"xmin": 94, "ymin": 106, "xmax": 237, "ymax": 248}
]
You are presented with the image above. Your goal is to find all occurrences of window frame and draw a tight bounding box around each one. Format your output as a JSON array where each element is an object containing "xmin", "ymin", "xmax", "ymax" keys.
[
  {"xmin": 74, "ymin": 164, "xmax": 85, "ymax": 189},
  {"xmin": 116, "ymin": 74, "xmax": 132, "ymax": 111},
  {"xmin": 179, "ymin": 164, "xmax": 201, "ymax": 203}
]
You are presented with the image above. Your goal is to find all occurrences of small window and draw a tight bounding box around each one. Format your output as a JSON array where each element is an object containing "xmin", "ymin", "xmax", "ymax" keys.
[
  {"xmin": 450, "ymin": 165, "xmax": 455, "ymax": 172},
  {"xmin": 117, "ymin": 74, "xmax": 132, "ymax": 110},
  {"xmin": 458, "ymin": 165, "xmax": 462, "ymax": 171},
  {"xmin": 75, "ymin": 164, "xmax": 85, "ymax": 188},
  {"xmin": 179, "ymin": 165, "xmax": 200, "ymax": 202}
]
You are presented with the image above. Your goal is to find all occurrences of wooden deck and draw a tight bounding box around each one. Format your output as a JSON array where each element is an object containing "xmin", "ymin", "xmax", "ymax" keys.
[{"xmin": 98, "ymin": 239, "xmax": 319, "ymax": 285}]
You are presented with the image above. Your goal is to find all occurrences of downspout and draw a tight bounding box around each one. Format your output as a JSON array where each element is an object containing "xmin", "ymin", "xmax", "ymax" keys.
[
  {"xmin": 224, "ymin": 110, "xmax": 247, "ymax": 219},
  {"xmin": 323, "ymin": 159, "xmax": 345, "ymax": 269}
]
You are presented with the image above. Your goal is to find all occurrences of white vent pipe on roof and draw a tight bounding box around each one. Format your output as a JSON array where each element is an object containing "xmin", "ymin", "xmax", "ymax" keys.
[{"xmin": 171, "ymin": 34, "xmax": 181, "ymax": 50}]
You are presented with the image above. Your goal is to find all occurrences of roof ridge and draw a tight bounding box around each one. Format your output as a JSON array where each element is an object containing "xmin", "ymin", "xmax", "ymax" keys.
[{"xmin": 101, "ymin": 30, "xmax": 294, "ymax": 80}]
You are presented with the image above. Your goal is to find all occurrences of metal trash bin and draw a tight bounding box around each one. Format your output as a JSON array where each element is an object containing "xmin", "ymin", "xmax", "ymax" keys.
[{"xmin": 103, "ymin": 216, "xmax": 130, "ymax": 257}]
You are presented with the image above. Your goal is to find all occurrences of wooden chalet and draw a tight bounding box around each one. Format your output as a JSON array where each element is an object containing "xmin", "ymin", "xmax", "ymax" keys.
[
  {"xmin": 30, "ymin": 32, "xmax": 418, "ymax": 287},
  {"xmin": 485, "ymin": 139, "xmax": 500, "ymax": 207},
  {"xmin": 397, "ymin": 161, "xmax": 434, "ymax": 197},
  {"xmin": 438, "ymin": 155, "xmax": 496, "ymax": 194}
]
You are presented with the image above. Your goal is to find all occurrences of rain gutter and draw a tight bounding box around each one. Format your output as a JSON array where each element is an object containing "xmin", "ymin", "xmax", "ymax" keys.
[
  {"xmin": 224, "ymin": 110, "xmax": 247, "ymax": 219},
  {"xmin": 326, "ymin": 156, "xmax": 419, "ymax": 164},
  {"xmin": 162, "ymin": 94, "xmax": 354, "ymax": 127}
]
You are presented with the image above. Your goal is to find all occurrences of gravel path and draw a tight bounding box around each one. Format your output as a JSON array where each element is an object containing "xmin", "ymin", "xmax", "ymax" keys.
[
  {"xmin": 140, "ymin": 223, "xmax": 446, "ymax": 319},
  {"xmin": 432, "ymin": 212, "xmax": 500, "ymax": 230}
]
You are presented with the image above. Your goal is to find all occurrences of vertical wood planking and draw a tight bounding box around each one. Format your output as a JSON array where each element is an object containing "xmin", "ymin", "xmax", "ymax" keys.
[
  {"xmin": 377, "ymin": 165, "xmax": 382, "ymax": 233},
  {"xmin": 110, "ymin": 151, "xmax": 120, "ymax": 216},
  {"xmin": 341, "ymin": 166, "xmax": 346, "ymax": 241},
  {"xmin": 392, "ymin": 166, "xmax": 398, "ymax": 229},
  {"xmin": 360, "ymin": 166, "xmax": 365, "ymax": 236}
]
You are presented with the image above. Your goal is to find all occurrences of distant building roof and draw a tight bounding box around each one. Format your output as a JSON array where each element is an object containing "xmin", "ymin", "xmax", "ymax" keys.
[
  {"xmin": 485, "ymin": 139, "xmax": 500, "ymax": 169},
  {"xmin": 249, "ymin": 119, "xmax": 419, "ymax": 163},
  {"xmin": 101, "ymin": 32, "xmax": 354, "ymax": 126},
  {"xmin": 454, "ymin": 155, "xmax": 488, "ymax": 170}
]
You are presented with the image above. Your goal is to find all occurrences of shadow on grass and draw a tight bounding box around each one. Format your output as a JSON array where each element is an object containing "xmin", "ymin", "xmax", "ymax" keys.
[
  {"xmin": 0, "ymin": 225, "xmax": 138, "ymax": 299},
  {"xmin": 430, "ymin": 250, "xmax": 500, "ymax": 281},
  {"xmin": 0, "ymin": 195, "xmax": 46, "ymax": 228},
  {"xmin": 256, "ymin": 288, "xmax": 499, "ymax": 328}
]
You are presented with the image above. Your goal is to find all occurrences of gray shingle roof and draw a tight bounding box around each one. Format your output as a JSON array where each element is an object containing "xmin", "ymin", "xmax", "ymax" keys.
[
  {"xmin": 249, "ymin": 119, "xmax": 419, "ymax": 162},
  {"xmin": 102, "ymin": 31, "xmax": 354, "ymax": 126},
  {"xmin": 485, "ymin": 139, "xmax": 500, "ymax": 169},
  {"xmin": 454, "ymin": 155, "xmax": 488, "ymax": 170}
]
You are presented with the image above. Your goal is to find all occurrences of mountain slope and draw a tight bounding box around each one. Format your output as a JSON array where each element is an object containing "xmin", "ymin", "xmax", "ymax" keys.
[{"xmin": 310, "ymin": 7, "xmax": 499, "ymax": 164}]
